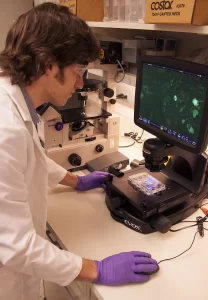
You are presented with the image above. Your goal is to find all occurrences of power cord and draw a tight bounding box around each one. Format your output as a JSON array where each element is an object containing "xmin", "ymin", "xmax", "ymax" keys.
[
  {"xmin": 158, "ymin": 206, "xmax": 208, "ymax": 265},
  {"xmin": 169, "ymin": 223, "xmax": 198, "ymax": 232},
  {"xmin": 114, "ymin": 60, "xmax": 126, "ymax": 83},
  {"xmin": 119, "ymin": 140, "xmax": 136, "ymax": 148},
  {"xmin": 124, "ymin": 131, "xmax": 145, "ymax": 144},
  {"xmin": 158, "ymin": 231, "xmax": 199, "ymax": 265},
  {"xmin": 119, "ymin": 131, "xmax": 145, "ymax": 149}
]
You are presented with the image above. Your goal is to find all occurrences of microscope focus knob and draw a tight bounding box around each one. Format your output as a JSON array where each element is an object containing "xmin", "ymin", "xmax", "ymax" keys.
[
  {"xmin": 110, "ymin": 99, "xmax": 117, "ymax": 105},
  {"xmin": 95, "ymin": 144, "xmax": 104, "ymax": 153},
  {"xmin": 104, "ymin": 88, "xmax": 114, "ymax": 98},
  {"xmin": 150, "ymin": 214, "xmax": 172, "ymax": 234},
  {"xmin": 55, "ymin": 122, "xmax": 63, "ymax": 131},
  {"xmin": 68, "ymin": 153, "xmax": 82, "ymax": 167}
]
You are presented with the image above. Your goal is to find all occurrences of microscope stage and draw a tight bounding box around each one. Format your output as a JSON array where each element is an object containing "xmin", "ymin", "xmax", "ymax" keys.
[
  {"xmin": 128, "ymin": 172, "xmax": 166, "ymax": 196},
  {"xmin": 110, "ymin": 166, "xmax": 189, "ymax": 219},
  {"xmin": 59, "ymin": 105, "xmax": 112, "ymax": 123}
]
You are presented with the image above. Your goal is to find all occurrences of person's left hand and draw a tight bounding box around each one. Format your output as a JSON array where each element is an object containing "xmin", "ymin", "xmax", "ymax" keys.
[{"xmin": 75, "ymin": 171, "xmax": 108, "ymax": 192}]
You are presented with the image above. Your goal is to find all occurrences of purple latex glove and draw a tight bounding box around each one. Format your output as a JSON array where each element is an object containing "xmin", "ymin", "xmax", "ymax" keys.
[
  {"xmin": 94, "ymin": 251, "xmax": 158, "ymax": 285},
  {"xmin": 75, "ymin": 171, "xmax": 108, "ymax": 191}
]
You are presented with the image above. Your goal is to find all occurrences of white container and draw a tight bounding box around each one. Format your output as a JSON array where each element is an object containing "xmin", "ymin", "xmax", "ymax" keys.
[
  {"xmin": 112, "ymin": 0, "xmax": 119, "ymax": 21},
  {"xmin": 130, "ymin": 0, "xmax": 139, "ymax": 22},
  {"xmin": 124, "ymin": 0, "xmax": 131, "ymax": 22},
  {"xmin": 103, "ymin": 0, "xmax": 113, "ymax": 21},
  {"xmin": 125, "ymin": 0, "xmax": 146, "ymax": 23},
  {"xmin": 112, "ymin": 0, "xmax": 125, "ymax": 22},
  {"xmin": 119, "ymin": 0, "xmax": 125, "ymax": 22},
  {"xmin": 122, "ymin": 38, "xmax": 156, "ymax": 63},
  {"xmin": 138, "ymin": 0, "xmax": 146, "ymax": 23}
]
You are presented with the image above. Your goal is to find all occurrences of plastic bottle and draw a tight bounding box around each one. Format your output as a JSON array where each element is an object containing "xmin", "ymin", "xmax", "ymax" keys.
[
  {"xmin": 119, "ymin": 0, "xmax": 125, "ymax": 22},
  {"xmin": 138, "ymin": 0, "xmax": 146, "ymax": 23},
  {"xmin": 103, "ymin": 0, "xmax": 113, "ymax": 21},
  {"xmin": 112, "ymin": 0, "xmax": 119, "ymax": 21},
  {"xmin": 125, "ymin": 0, "xmax": 146, "ymax": 23}
]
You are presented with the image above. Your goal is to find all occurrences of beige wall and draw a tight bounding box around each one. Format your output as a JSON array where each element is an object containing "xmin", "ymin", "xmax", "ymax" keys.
[{"xmin": 0, "ymin": 0, "xmax": 33, "ymax": 51}]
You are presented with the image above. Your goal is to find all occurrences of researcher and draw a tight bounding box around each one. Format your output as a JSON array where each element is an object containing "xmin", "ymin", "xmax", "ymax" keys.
[{"xmin": 0, "ymin": 3, "xmax": 158, "ymax": 300}]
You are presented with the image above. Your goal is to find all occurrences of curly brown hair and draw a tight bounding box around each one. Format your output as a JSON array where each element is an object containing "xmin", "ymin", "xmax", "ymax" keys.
[{"xmin": 0, "ymin": 2, "xmax": 100, "ymax": 85}]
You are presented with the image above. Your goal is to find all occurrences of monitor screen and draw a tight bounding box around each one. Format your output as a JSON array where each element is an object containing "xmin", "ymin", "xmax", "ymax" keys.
[{"xmin": 138, "ymin": 63, "xmax": 208, "ymax": 147}]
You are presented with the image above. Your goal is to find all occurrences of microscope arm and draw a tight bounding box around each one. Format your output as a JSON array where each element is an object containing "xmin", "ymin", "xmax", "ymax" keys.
[
  {"xmin": 142, "ymin": 138, "xmax": 194, "ymax": 172},
  {"xmin": 142, "ymin": 138, "xmax": 208, "ymax": 194}
]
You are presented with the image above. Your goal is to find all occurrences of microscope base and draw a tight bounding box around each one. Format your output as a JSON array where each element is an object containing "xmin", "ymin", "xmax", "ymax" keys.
[
  {"xmin": 106, "ymin": 192, "xmax": 207, "ymax": 234},
  {"xmin": 105, "ymin": 166, "xmax": 208, "ymax": 234}
]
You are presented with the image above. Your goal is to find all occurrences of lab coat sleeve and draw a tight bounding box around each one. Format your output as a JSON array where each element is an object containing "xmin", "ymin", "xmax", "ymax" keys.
[
  {"xmin": 46, "ymin": 156, "xmax": 67, "ymax": 188},
  {"xmin": 0, "ymin": 125, "xmax": 82, "ymax": 286}
]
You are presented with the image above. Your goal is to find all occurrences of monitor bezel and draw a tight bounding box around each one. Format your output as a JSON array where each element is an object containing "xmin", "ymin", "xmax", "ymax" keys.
[{"xmin": 134, "ymin": 56, "xmax": 208, "ymax": 154}]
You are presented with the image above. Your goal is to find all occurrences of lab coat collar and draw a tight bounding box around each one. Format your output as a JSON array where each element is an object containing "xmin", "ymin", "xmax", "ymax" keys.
[
  {"xmin": 0, "ymin": 76, "xmax": 33, "ymax": 124},
  {"xmin": 0, "ymin": 76, "xmax": 47, "ymax": 167}
]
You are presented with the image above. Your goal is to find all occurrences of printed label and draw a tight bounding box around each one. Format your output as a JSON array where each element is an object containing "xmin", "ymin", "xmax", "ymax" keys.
[{"xmin": 145, "ymin": 0, "xmax": 196, "ymax": 24}]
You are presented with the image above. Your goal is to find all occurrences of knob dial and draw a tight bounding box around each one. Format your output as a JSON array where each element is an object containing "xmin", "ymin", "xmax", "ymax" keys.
[
  {"xmin": 55, "ymin": 122, "xmax": 63, "ymax": 131},
  {"xmin": 95, "ymin": 144, "xmax": 104, "ymax": 153},
  {"xmin": 104, "ymin": 88, "xmax": 114, "ymax": 98},
  {"xmin": 68, "ymin": 153, "xmax": 82, "ymax": 167},
  {"xmin": 110, "ymin": 99, "xmax": 116, "ymax": 105}
]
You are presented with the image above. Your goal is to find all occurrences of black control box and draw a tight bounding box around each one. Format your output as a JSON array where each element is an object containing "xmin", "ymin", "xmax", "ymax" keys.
[{"xmin": 100, "ymin": 41, "xmax": 122, "ymax": 64}]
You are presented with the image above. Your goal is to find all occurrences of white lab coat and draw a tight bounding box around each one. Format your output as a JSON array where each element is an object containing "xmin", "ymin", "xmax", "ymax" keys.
[{"xmin": 0, "ymin": 77, "xmax": 82, "ymax": 300}]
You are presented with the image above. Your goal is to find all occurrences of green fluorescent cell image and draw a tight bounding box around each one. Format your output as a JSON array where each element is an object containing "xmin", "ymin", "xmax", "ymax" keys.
[
  {"xmin": 187, "ymin": 124, "xmax": 194, "ymax": 134},
  {"xmin": 193, "ymin": 109, "xmax": 199, "ymax": 118},
  {"xmin": 139, "ymin": 64, "xmax": 208, "ymax": 142},
  {"xmin": 192, "ymin": 98, "xmax": 199, "ymax": 106}
]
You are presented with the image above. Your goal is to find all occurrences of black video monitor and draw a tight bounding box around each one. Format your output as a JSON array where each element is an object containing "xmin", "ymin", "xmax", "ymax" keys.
[{"xmin": 134, "ymin": 56, "xmax": 208, "ymax": 154}]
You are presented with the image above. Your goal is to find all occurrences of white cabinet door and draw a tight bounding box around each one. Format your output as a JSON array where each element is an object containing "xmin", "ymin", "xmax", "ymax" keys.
[
  {"xmin": 90, "ymin": 293, "xmax": 99, "ymax": 300},
  {"xmin": 0, "ymin": 0, "xmax": 33, "ymax": 50},
  {"xmin": 66, "ymin": 281, "xmax": 91, "ymax": 300},
  {"xmin": 66, "ymin": 281, "xmax": 100, "ymax": 300}
]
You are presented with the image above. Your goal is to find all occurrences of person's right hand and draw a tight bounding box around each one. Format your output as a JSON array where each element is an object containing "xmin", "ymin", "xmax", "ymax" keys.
[{"xmin": 93, "ymin": 251, "xmax": 158, "ymax": 286}]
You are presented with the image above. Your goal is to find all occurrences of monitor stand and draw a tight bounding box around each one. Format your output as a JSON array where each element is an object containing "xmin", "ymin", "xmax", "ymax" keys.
[{"xmin": 105, "ymin": 139, "xmax": 208, "ymax": 234}]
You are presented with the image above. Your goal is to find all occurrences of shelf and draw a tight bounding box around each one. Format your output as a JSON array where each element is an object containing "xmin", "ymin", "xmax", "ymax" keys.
[{"xmin": 87, "ymin": 21, "xmax": 208, "ymax": 35}]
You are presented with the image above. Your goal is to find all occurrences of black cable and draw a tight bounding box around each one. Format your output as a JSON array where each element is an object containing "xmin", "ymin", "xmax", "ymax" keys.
[
  {"xmin": 181, "ymin": 220, "xmax": 201, "ymax": 223},
  {"xmin": 170, "ymin": 214, "xmax": 208, "ymax": 232},
  {"xmin": 114, "ymin": 60, "xmax": 126, "ymax": 83},
  {"xmin": 169, "ymin": 223, "xmax": 198, "ymax": 232},
  {"xmin": 158, "ymin": 231, "xmax": 199, "ymax": 265},
  {"xmin": 119, "ymin": 140, "xmax": 136, "ymax": 148},
  {"xmin": 137, "ymin": 129, "xmax": 144, "ymax": 141},
  {"xmin": 124, "ymin": 131, "xmax": 144, "ymax": 144},
  {"xmin": 114, "ymin": 70, "xmax": 125, "ymax": 83},
  {"xmin": 181, "ymin": 220, "xmax": 208, "ymax": 223},
  {"xmin": 159, "ymin": 210, "xmax": 207, "ymax": 264}
]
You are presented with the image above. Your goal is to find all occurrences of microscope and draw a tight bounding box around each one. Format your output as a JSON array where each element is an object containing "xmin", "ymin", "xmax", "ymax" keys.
[
  {"xmin": 105, "ymin": 56, "xmax": 208, "ymax": 234},
  {"xmin": 37, "ymin": 44, "xmax": 129, "ymax": 171}
]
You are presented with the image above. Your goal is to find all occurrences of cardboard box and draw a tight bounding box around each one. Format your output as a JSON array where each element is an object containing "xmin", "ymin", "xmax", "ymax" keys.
[
  {"xmin": 145, "ymin": 0, "xmax": 208, "ymax": 25},
  {"xmin": 59, "ymin": 0, "xmax": 104, "ymax": 22},
  {"xmin": 59, "ymin": 0, "xmax": 76, "ymax": 14}
]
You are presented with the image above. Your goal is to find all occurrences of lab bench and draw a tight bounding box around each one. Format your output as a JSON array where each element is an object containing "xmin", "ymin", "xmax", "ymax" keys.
[{"xmin": 47, "ymin": 140, "xmax": 208, "ymax": 300}]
